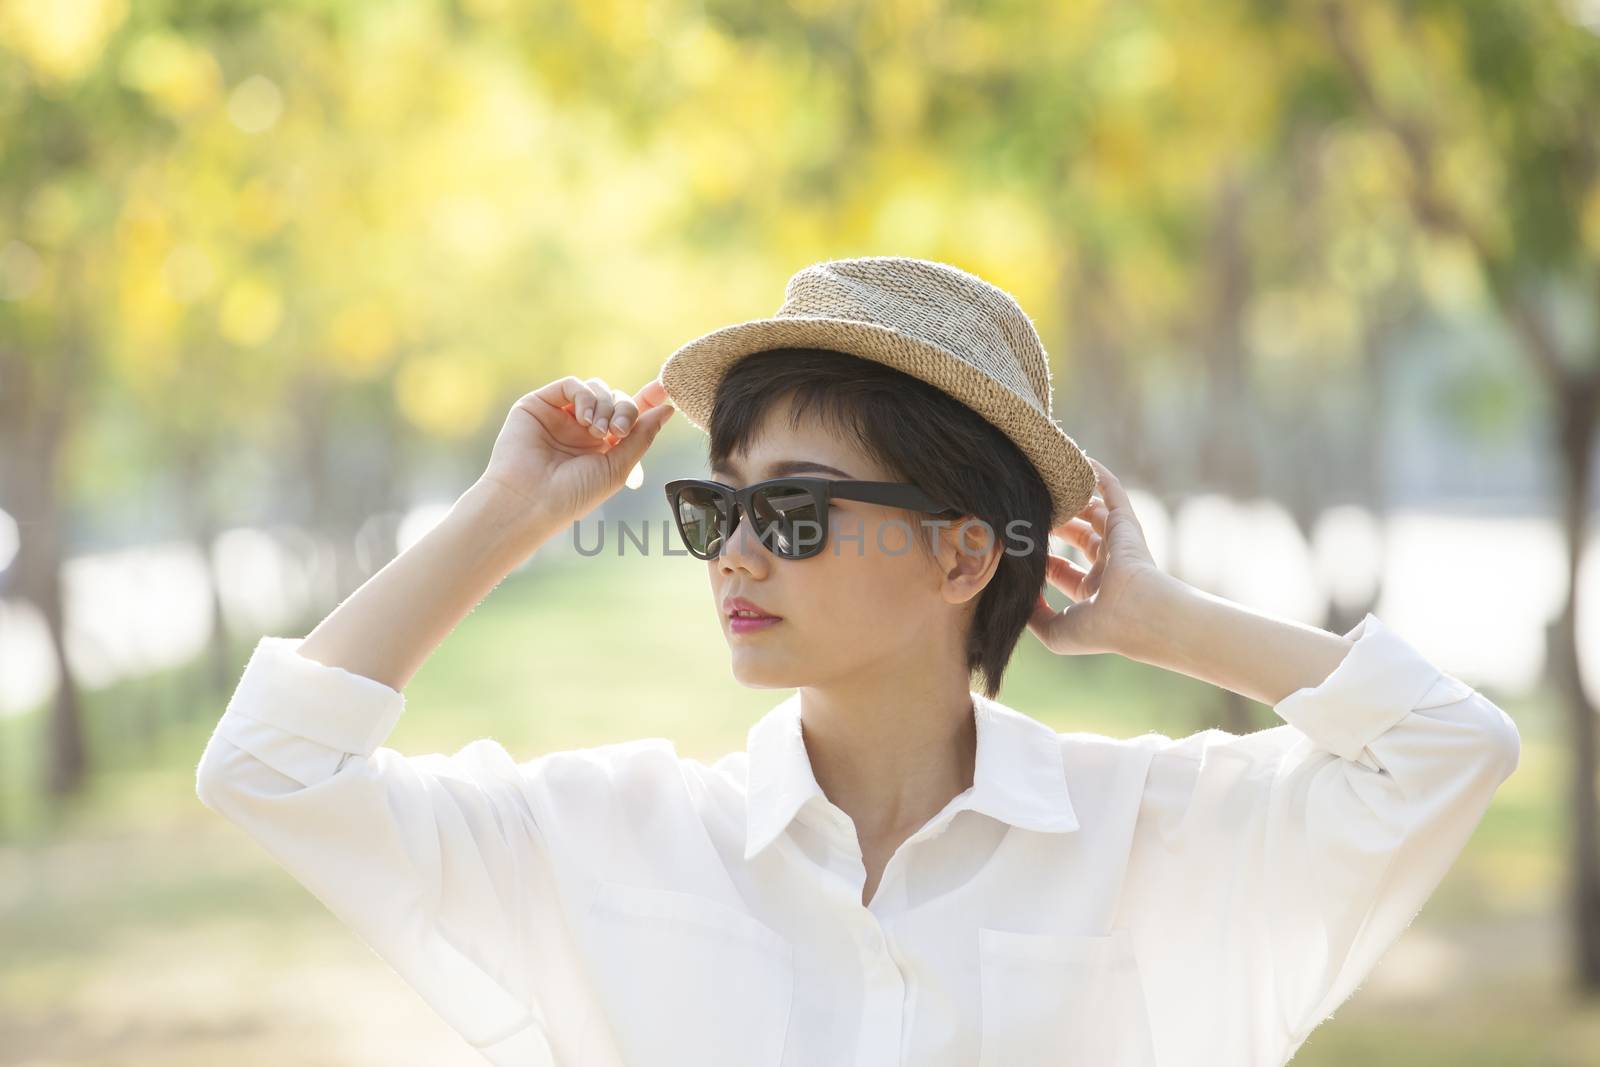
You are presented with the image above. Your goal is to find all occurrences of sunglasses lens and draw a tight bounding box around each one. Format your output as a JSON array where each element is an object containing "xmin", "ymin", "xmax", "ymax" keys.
[
  {"xmin": 675, "ymin": 485, "xmax": 729, "ymax": 558},
  {"xmin": 752, "ymin": 482, "xmax": 825, "ymax": 558}
]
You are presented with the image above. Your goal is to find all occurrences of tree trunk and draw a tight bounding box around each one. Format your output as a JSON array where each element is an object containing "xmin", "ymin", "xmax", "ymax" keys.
[
  {"xmin": 1555, "ymin": 378, "xmax": 1600, "ymax": 990},
  {"xmin": 1200, "ymin": 171, "xmax": 1261, "ymax": 735},
  {"xmin": 173, "ymin": 438, "xmax": 235, "ymax": 705},
  {"xmin": 0, "ymin": 345, "xmax": 87, "ymax": 796},
  {"xmin": 1061, "ymin": 248, "xmax": 1150, "ymax": 487}
]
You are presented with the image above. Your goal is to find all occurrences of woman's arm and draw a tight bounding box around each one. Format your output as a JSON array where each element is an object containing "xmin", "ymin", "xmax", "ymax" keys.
[
  {"xmin": 192, "ymin": 376, "xmax": 675, "ymax": 1058},
  {"xmin": 296, "ymin": 478, "xmax": 561, "ymax": 692},
  {"xmin": 1036, "ymin": 458, "xmax": 1520, "ymax": 1056},
  {"xmin": 1123, "ymin": 597, "xmax": 1521, "ymax": 1058},
  {"xmin": 1116, "ymin": 574, "xmax": 1361, "ymax": 708},
  {"xmin": 297, "ymin": 374, "xmax": 675, "ymax": 691}
]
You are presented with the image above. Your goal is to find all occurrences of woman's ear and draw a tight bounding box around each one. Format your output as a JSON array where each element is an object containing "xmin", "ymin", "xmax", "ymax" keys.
[{"xmin": 933, "ymin": 515, "xmax": 1003, "ymax": 606}]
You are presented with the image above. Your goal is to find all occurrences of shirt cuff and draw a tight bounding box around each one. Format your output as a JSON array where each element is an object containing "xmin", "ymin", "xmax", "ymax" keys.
[
  {"xmin": 1270, "ymin": 613, "xmax": 1446, "ymax": 762},
  {"xmin": 224, "ymin": 635, "xmax": 406, "ymax": 757}
]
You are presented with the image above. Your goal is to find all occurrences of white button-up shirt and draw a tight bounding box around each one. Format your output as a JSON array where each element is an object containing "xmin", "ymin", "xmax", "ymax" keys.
[{"xmin": 195, "ymin": 612, "xmax": 1520, "ymax": 1067}]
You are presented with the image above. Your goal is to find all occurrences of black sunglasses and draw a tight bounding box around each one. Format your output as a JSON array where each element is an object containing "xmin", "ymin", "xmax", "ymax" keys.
[{"xmin": 663, "ymin": 477, "xmax": 963, "ymax": 561}]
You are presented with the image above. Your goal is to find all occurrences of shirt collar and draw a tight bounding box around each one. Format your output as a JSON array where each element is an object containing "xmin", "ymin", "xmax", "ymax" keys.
[{"xmin": 742, "ymin": 690, "xmax": 1080, "ymax": 862}]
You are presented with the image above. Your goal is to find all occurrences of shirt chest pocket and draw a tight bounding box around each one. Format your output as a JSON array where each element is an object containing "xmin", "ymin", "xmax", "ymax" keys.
[
  {"xmin": 977, "ymin": 927, "xmax": 1159, "ymax": 1067},
  {"xmin": 583, "ymin": 880, "xmax": 794, "ymax": 1067}
]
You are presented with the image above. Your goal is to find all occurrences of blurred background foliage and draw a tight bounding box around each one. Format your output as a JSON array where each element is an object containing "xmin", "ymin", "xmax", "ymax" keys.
[{"xmin": 3, "ymin": 0, "xmax": 1600, "ymax": 1063}]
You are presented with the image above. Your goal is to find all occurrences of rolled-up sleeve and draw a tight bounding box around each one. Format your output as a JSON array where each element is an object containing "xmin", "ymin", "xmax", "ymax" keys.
[
  {"xmin": 194, "ymin": 636, "xmax": 562, "ymax": 1061},
  {"xmin": 1266, "ymin": 613, "xmax": 1519, "ymax": 1047},
  {"xmin": 1135, "ymin": 613, "xmax": 1521, "ymax": 1062}
]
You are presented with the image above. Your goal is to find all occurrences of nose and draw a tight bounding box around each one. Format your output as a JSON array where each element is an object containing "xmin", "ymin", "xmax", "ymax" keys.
[{"xmin": 716, "ymin": 499, "xmax": 771, "ymax": 576}]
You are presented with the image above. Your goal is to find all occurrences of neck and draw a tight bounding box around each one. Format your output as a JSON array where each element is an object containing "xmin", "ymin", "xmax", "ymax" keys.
[{"xmin": 796, "ymin": 670, "xmax": 978, "ymax": 846}]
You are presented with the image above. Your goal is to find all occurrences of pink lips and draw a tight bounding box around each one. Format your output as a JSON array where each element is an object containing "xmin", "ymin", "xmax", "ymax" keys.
[{"xmin": 724, "ymin": 595, "xmax": 782, "ymax": 634}]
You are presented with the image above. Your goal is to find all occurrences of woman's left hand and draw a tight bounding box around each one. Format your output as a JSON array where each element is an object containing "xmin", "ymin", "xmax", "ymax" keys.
[{"xmin": 1026, "ymin": 456, "xmax": 1171, "ymax": 657}]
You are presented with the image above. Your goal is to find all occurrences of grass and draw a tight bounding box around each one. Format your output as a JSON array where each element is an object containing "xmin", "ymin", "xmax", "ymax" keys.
[{"xmin": 0, "ymin": 555, "xmax": 1593, "ymax": 1065}]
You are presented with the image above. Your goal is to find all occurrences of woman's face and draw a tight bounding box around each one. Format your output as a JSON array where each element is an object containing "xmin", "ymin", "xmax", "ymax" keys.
[{"xmin": 706, "ymin": 403, "xmax": 990, "ymax": 690}]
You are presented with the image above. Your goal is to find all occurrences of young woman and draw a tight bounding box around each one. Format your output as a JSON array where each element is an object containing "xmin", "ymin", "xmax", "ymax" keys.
[{"xmin": 197, "ymin": 257, "xmax": 1521, "ymax": 1067}]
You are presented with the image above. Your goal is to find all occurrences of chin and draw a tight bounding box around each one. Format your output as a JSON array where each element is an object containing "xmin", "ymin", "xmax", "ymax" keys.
[{"xmin": 728, "ymin": 653, "xmax": 806, "ymax": 690}]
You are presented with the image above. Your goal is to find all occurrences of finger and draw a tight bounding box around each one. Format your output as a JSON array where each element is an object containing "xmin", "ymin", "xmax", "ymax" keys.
[
  {"xmin": 603, "ymin": 394, "xmax": 676, "ymax": 476},
  {"xmin": 607, "ymin": 388, "xmax": 640, "ymax": 437},
  {"xmin": 573, "ymin": 382, "xmax": 599, "ymax": 426},
  {"xmin": 1050, "ymin": 498, "xmax": 1106, "ymax": 538},
  {"xmin": 528, "ymin": 376, "xmax": 588, "ymax": 420},
  {"xmin": 1043, "ymin": 551, "xmax": 1088, "ymax": 600},
  {"xmin": 635, "ymin": 376, "xmax": 669, "ymax": 410},
  {"xmin": 1050, "ymin": 518, "xmax": 1100, "ymax": 558},
  {"xmin": 585, "ymin": 378, "xmax": 617, "ymax": 437},
  {"xmin": 605, "ymin": 376, "xmax": 671, "ymax": 443},
  {"xmin": 1084, "ymin": 456, "xmax": 1131, "ymax": 515},
  {"xmin": 1027, "ymin": 592, "xmax": 1058, "ymax": 632},
  {"xmin": 1028, "ymin": 589, "xmax": 1094, "ymax": 653}
]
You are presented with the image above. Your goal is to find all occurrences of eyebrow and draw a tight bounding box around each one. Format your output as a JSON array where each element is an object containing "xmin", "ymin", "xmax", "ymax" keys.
[{"xmin": 710, "ymin": 458, "xmax": 857, "ymax": 481}]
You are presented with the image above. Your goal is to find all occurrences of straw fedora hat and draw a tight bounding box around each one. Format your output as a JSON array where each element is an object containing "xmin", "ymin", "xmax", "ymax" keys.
[{"xmin": 657, "ymin": 255, "xmax": 1097, "ymax": 527}]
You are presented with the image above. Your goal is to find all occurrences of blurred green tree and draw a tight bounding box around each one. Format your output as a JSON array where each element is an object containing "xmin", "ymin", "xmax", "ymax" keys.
[{"xmin": 1306, "ymin": 0, "xmax": 1600, "ymax": 989}]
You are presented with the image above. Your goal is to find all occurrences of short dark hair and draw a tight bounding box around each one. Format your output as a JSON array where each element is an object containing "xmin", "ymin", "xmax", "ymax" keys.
[{"xmin": 707, "ymin": 347, "xmax": 1053, "ymax": 699}]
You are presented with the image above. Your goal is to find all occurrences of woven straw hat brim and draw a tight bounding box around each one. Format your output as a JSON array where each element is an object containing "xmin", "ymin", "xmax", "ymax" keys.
[{"xmin": 659, "ymin": 314, "xmax": 1097, "ymax": 527}]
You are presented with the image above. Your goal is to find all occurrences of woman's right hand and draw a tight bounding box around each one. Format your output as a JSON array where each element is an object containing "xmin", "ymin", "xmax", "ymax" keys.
[{"xmin": 475, "ymin": 374, "xmax": 676, "ymax": 528}]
